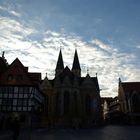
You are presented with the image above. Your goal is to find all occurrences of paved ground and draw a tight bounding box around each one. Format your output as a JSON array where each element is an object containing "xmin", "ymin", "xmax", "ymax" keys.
[{"xmin": 0, "ymin": 125, "xmax": 140, "ymax": 140}]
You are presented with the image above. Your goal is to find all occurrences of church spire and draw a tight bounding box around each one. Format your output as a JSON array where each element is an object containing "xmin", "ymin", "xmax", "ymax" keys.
[
  {"xmin": 72, "ymin": 49, "xmax": 81, "ymax": 77},
  {"xmin": 55, "ymin": 49, "xmax": 64, "ymax": 76}
]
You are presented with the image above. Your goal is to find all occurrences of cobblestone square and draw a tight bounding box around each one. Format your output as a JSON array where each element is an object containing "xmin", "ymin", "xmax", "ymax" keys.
[{"xmin": 1, "ymin": 125, "xmax": 140, "ymax": 140}]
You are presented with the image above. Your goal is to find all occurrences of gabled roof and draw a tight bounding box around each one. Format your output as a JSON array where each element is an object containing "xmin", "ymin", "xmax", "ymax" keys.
[
  {"xmin": 72, "ymin": 49, "xmax": 81, "ymax": 70},
  {"xmin": 55, "ymin": 66, "xmax": 75, "ymax": 84},
  {"xmin": 121, "ymin": 82, "xmax": 140, "ymax": 93},
  {"xmin": 28, "ymin": 72, "xmax": 41, "ymax": 82},
  {"xmin": 0, "ymin": 58, "xmax": 33, "ymax": 85},
  {"xmin": 79, "ymin": 75, "xmax": 100, "ymax": 91},
  {"xmin": 53, "ymin": 66, "xmax": 100, "ymax": 89}
]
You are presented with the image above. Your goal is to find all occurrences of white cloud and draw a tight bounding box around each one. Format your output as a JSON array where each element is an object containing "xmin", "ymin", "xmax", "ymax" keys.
[
  {"xmin": 136, "ymin": 45, "xmax": 140, "ymax": 49},
  {"xmin": 0, "ymin": 12, "xmax": 140, "ymax": 98},
  {"xmin": 91, "ymin": 39, "xmax": 113, "ymax": 52},
  {"xmin": 0, "ymin": 5, "xmax": 21, "ymax": 17},
  {"xmin": 10, "ymin": 10, "xmax": 21, "ymax": 17}
]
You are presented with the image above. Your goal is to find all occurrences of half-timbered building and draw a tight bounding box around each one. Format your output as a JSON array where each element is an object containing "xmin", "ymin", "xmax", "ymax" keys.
[{"xmin": 0, "ymin": 53, "xmax": 44, "ymax": 128}]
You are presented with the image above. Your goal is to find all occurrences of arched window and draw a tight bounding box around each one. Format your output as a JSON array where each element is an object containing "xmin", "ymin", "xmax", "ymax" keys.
[
  {"xmin": 74, "ymin": 92, "xmax": 78, "ymax": 114},
  {"xmin": 55, "ymin": 92, "xmax": 60, "ymax": 116},
  {"xmin": 45, "ymin": 95, "xmax": 48, "ymax": 116},
  {"xmin": 132, "ymin": 94, "xmax": 140, "ymax": 113},
  {"xmin": 85, "ymin": 95, "xmax": 91, "ymax": 115},
  {"xmin": 64, "ymin": 91, "xmax": 69, "ymax": 115}
]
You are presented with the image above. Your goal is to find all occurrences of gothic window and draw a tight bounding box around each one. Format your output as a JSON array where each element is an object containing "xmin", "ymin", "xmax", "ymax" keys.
[
  {"xmin": 74, "ymin": 92, "xmax": 78, "ymax": 114},
  {"xmin": 132, "ymin": 94, "xmax": 140, "ymax": 113},
  {"xmin": 64, "ymin": 91, "xmax": 69, "ymax": 115},
  {"xmin": 85, "ymin": 95, "xmax": 91, "ymax": 115},
  {"xmin": 55, "ymin": 92, "xmax": 60, "ymax": 116},
  {"xmin": 45, "ymin": 95, "xmax": 48, "ymax": 116}
]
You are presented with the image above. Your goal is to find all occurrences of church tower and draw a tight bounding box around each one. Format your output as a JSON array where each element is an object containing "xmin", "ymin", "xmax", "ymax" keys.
[
  {"xmin": 55, "ymin": 49, "xmax": 64, "ymax": 76},
  {"xmin": 72, "ymin": 49, "xmax": 81, "ymax": 77}
]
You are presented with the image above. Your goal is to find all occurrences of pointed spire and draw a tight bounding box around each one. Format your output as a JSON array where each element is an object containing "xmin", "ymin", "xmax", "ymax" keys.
[
  {"xmin": 72, "ymin": 49, "xmax": 81, "ymax": 70},
  {"xmin": 119, "ymin": 77, "xmax": 121, "ymax": 83},
  {"xmin": 2, "ymin": 51, "xmax": 5, "ymax": 58},
  {"xmin": 55, "ymin": 49, "xmax": 64, "ymax": 76},
  {"xmin": 72, "ymin": 49, "xmax": 81, "ymax": 77}
]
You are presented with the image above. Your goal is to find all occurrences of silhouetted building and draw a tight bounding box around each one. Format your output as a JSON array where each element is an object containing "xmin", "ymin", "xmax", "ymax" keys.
[
  {"xmin": 0, "ymin": 53, "xmax": 44, "ymax": 128},
  {"xmin": 101, "ymin": 97, "xmax": 113, "ymax": 121},
  {"xmin": 118, "ymin": 78, "xmax": 140, "ymax": 124},
  {"xmin": 41, "ymin": 49, "xmax": 102, "ymax": 127}
]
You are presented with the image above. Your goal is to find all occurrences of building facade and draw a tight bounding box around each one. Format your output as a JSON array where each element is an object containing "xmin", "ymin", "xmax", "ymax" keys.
[
  {"xmin": 41, "ymin": 49, "xmax": 102, "ymax": 127},
  {"xmin": 0, "ymin": 53, "xmax": 44, "ymax": 129},
  {"xmin": 118, "ymin": 78, "xmax": 140, "ymax": 124}
]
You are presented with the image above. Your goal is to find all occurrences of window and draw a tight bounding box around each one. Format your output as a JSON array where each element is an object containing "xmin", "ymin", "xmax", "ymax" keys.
[
  {"xmin": 18, "ymin": 99, "xmax": 23, "ymax": 106},
  {"xmin": 24, "ymin": 87, "xmax": 29, "ymax": 94},
  {"xmin": 23, "ymin": 107, "xmax": 27, "ymax": 111},
  {"xmin": 55, "ymin": 92, "xmax": 60, "ymax": 116},
  {"xmin": 2, "ymin": 99, "xmax": 7, "ymax": 105},
  {"xmin": 16, "ymin": 75, "xmax": 23, "ymax": 81},
  {"xmin": 4, "ymin": 94, "xmax": 8, "ymax": 98},
  {"xmin": 9, "ymin": 87, "xmax": 13, "ymax": 93},
  {"xmin": 132, "ymin": 94, "xmax": 140, "ymax": 113},
  {"xmin": 0, "ymin": 93, "xmax": 2, "ymax": 98},
  {"xmin": 24, "ymin": 94, "xmax": 28, "ymax": 98},
  {"xmin": 18, "ymin": 107, "xmax": 22, "ymax": 111},
  {"xmin": 13, "ymin": 107, "xmax": 17, "ymax": 111},
  {"xmin": 7, "ymin": 106, "xmax": 12, "ymax": 111},
  {"xmin": 85, "ymin": 95, "xmax": 91, "ymax": 115},
  {"xmin": 0, "ymin": 99, "xmax": 2, "ymax": 105},
  {"xmin": 18, "ymin": 87, "xmax": 24, "ymax": 94},
  {"xmin": 28, "ymin": 107, "xmax": 32, "ymax": 111},
  {"xmin": 7, "ymin": 75, "xmax": 13, "ymax": 81},
  {"xmin": 9, "ymin": 93, "xmax": 13, "ymax": 98},
  {"xmin": 64, "ymin": 91, "xmax": 69, "ymax": 115},
  {"xmin": 14, "ymin": 94, "xmax": 18, "ymax": 98},
  {"xmin": 7, "ymin": 99, "xmax": 13, "ymax": 106},
  {"xmin": 13, "ymin": 99, "xmax": 17, "ymax": 105},
  {"xmin": 23, "ymin": 99, "xmax": 28, "ymax": 106},
  {"xmin": 74, "ymin": 92, "xmax": 78, "ymax": 113},
  {"xmin": 19, "ymin": 94, "xmax": 23, "ymax": 98},
  {"xmin": 14, "ymin": 87, "xmax": 18, "ymax": 93}
]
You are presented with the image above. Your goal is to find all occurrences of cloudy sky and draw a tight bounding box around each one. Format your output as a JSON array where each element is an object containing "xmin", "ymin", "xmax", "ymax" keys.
[{"xmin": 0, "ymin": 0, "xmax": 140, "ymax": 97}]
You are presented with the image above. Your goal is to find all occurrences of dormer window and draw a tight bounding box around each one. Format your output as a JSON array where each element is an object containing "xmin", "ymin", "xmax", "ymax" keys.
[{"xmin": 7, "ymin": 74, "xmax": 13, "ymax": 81}]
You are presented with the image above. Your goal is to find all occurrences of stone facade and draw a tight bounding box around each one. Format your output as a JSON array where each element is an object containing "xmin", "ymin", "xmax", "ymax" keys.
[
  {"xmin": 118, "ymin": 78, "xmax": 140, "ymax": 124},
  {"xmin": 41, "ymin": 49, "xmax": 102, "ymax": 127}
]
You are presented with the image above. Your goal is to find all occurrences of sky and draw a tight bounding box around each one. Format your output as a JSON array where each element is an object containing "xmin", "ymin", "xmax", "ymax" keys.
[{"xmin": 0, "ymin": 0, "xmax": 140, "ymax": 97}]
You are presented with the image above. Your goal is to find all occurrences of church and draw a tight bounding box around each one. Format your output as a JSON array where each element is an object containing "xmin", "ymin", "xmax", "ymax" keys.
[
  {"xmin": 118, "ymin": 78, "xmax": 140, "ymax": 124},
  {"xmin": 41, "ymin": 49, "xmax": 102, "ymax": 127}
]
